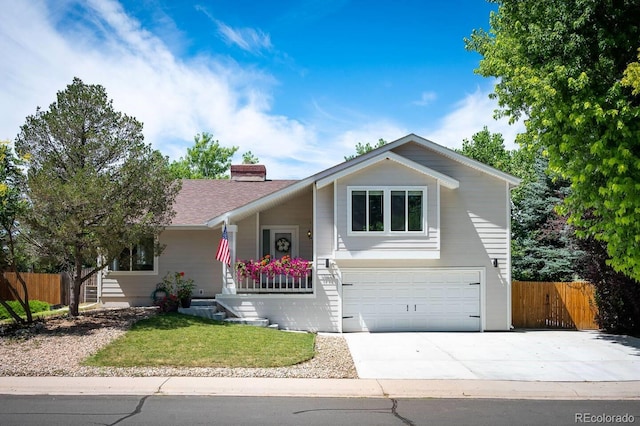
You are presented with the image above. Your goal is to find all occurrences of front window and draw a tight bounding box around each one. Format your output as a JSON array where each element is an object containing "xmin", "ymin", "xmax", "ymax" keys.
[
  {"xmin": 349, "ymin": 187, "xmax": 426, "ymax": 234},
  {"xmin": 391, "ymin": 190, "xmax": 423, "ymax": 232},
  {"xmin": 351, "ymin": 190, "xmax": 384, "ymax": 232},
  {"xmin": 110, "ymin": 237, "xmax": 155, "ymax": 272}
]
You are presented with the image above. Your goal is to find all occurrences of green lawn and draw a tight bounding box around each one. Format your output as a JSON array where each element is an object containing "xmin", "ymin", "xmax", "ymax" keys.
[
  {"xmin": 0, "ymin": 302, "xmax": 98, "ymax": 324},
  {"xmin": 83, "ymin": 313, "xmax": 316, "ymax": 368}
]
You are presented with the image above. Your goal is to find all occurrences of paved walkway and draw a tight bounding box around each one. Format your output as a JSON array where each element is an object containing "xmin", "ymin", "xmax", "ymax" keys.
[{"xmin": 0, "ymin": 377, "xmax": 639, "ymax": 400}]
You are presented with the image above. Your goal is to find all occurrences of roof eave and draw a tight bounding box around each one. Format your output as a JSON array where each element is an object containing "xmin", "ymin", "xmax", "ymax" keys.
[
  {"xmin": 335, "ymin": 133, "xmax": 521, "ymax": 186},
  {"xmin": 206, "ymin": 180, "xmax": 313, "ymax": 228},
  {"xmin": 316, "ymin": 151, "xmax": 460, "ymax": 189}
]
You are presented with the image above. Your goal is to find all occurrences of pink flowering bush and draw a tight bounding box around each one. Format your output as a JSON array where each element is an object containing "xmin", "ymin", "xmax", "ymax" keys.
[{"xmin": 236, "ymin": 255, "xmax": 311, "ymax": 282}]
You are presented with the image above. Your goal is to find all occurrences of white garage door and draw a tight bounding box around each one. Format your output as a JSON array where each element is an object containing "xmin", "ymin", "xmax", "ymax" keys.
[{"xmin": 342, "ymin": 269, "xmax": 482, "ymax": 332}]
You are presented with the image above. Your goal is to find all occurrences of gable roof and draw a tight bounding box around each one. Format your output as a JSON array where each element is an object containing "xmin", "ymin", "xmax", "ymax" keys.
[
  {"xmin": 171, "ymin": 179, "xmax": 297, "ymax": 227},
  {"xmin": 389, "ymin": 134, "xmax": 521, "ymax": 185},
  {"xmin": 174, "ymin": 133, "xmax": 521, "ymax": 228},
  {"xmin": 316, "ymin": 151, "xmax": 460, "ymax": 190},
  {"xmin": 332, "ymin": 133, "xmax": 522, "ymax": 186}
]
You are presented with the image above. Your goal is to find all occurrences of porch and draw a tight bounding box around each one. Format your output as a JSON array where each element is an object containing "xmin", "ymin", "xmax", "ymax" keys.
[{"xmin": 234, "ymin": 265, "xmax": 313, "ymax": 294}]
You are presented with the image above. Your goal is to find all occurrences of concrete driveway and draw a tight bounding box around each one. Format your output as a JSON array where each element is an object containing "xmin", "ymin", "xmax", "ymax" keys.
[{"xmin": 343, "ymin": 330, "xmax": 640, "ymax": 381}]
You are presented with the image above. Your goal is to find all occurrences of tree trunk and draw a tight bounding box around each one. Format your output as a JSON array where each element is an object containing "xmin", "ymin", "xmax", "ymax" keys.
[
  {"xmin": 0, "ymin": 274, "xmax": 28, "ymax": 324},
  {"xmin": 69, "ymin": 255, "xmax": 83, "ymax": 317},
  {"xmin": 4, "ymin": 230, "xmax": 32, "ymax": 323},
  {"xmin": 13, "ymin": 270, "xmax": 32, "ymax": 323}
]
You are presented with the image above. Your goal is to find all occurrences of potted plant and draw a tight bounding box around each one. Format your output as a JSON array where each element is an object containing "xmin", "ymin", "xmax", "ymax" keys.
[
  {"xmin": 175, "ymin": 272, "xmax": 195, "ymax": 308},
  {"xmin": 152, "ymin": 271, "xmax": 195, "ymax": 311}
]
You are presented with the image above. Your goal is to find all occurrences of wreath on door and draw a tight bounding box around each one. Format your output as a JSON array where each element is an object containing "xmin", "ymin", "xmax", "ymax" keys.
[{"xmin": 276, "ymin": 237, "xmax": 291, "ymax": 253}]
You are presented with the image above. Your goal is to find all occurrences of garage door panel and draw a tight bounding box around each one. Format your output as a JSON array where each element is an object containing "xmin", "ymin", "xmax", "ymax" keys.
[{"xmin": 342, "ymin": 269, "xmax": 481, "ymax": 332}]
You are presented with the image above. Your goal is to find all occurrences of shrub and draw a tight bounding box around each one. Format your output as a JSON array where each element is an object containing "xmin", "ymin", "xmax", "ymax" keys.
[
  {"xmin": 0, "ymin": 300, "xmax": 50, "ymax": 320},
  {"xmin": 575, "ymin": 237, "xmax": 640, "ymax": 336}
]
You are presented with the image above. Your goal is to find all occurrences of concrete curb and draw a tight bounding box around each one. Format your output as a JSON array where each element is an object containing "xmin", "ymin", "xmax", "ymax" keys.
[{"xmin": 1, "ymin": 377, "xmax": 639, "ymax": 400}]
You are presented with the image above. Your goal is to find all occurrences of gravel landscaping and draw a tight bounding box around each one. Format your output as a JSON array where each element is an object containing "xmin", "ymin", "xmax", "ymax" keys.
[{"xmin": 0, "ymin": 307, "xmax": 358, "ymax": 378}]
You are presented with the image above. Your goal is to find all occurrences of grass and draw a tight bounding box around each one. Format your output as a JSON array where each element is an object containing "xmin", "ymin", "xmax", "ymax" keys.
[
  {"xmin": 83, "ymin": 313, "xmax": 316, "ymax": 368},
  {"xmin": 0, "ymin": 300, "xmax": 51, "ymax": 320},
  {"xmin": 0, "ymin": 303, "xmax": 99, "ymax": 324}
]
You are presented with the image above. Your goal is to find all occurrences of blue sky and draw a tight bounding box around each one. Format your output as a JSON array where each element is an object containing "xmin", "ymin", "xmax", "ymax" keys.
[{"xmin": 0, "ymin": 0, "xmax": 522, "ymax": 179}]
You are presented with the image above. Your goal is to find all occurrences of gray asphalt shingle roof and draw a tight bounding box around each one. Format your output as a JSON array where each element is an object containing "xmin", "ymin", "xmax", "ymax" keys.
[{"xmin": 171, "ymin": 179, "xmax": 298, "ymax": 226}]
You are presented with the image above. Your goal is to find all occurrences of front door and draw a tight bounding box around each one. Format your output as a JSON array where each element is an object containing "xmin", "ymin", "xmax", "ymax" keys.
[{"xmin": 262, "ymin": 226, "xmax": 298, "ymax": 259}]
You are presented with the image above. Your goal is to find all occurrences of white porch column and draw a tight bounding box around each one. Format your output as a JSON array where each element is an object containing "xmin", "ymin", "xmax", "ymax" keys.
[{"xmin": 222, "ymin": 224, "xmax": 238, "ymax": 294}]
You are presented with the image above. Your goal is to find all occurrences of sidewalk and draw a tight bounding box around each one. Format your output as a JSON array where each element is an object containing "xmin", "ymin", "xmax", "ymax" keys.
[{"xmin": 1, "ymin": 377, "xmax": 639, "ymax": 400}]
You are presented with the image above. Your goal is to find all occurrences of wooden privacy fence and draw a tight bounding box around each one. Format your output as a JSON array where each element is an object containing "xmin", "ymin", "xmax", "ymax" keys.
[
  {"xmin": 0, "ymin": 272, "xmax": 64, "ymax": 305},
  {"xmin": 1, "ymin": 269, "xmax": 98, "ymax": 306},
  {"xmin": 512, "ymin": 281, "xmax": 599, "ymax": 330}
]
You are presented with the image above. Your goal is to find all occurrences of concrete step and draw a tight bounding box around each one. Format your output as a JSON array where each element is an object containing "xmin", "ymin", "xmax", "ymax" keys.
[
  {"xmin": 179, "ymin": 299, "xmax": 271, "ymax": 327},
  {"xmin": 189, "ymin": 299, "xmax": 217, "ymax": 307},
  {"xmin": 178, "ymin": 299, "xmax": 225, "ymax": 321},
  {"xmin": 178, "ymin": 305, "xmax": 224, "ymax": 320}
]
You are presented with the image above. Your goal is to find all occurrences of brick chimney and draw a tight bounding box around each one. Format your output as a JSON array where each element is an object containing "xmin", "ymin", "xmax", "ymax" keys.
[{"xmin": 230, "ymin": 164, "xmax": 267, "ymax": 181}]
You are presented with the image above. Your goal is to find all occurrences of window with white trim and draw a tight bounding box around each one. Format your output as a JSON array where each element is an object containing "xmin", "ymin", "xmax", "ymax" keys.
[
  {"xmin": 110, "ymin": 236, "xmax": 157, "ymax": 272},
  {"xmin": 348, "ymin": 186, "xmax": 426, "ymax": 235}
]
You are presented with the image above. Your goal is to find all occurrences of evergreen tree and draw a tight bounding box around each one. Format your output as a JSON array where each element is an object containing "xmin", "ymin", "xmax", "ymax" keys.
[
  {"xmin": 16, "ymin": 78, "xmax": 180, "ymax": 316},
  {"xmin": 512, "ymin": 157, "xmax": 582, "ymax": 281}
]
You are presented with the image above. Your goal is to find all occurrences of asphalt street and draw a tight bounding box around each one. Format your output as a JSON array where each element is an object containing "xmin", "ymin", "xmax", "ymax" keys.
[{"xmin": 1, "ymin": 395, "xmax": 639, "ymax": 426}]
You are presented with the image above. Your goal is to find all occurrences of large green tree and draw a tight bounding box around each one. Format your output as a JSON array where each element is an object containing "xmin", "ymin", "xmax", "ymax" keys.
[
  {"xmin": 466, "ymin": 0, "xmax": 640, "ymax": 281},
  {"xmin": 459, "ymin": 127, "xmax": 513, "ymax": 173},
  {"xmin": 0, "ymin": 141, "xmax": 33, "ymax": 324},
  {"xmin": 15, "ymin": 78, "xmax": 180, "ymax": 316},
  {"xmin": 169, "ymin": 133, "xmax": 238, "ymax": 179}
]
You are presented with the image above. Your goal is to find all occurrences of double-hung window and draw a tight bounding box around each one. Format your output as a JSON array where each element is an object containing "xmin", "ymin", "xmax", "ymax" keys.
[
  {"xmin": 110, "ymin": 236, "xmax": 157, "ymax": 273},
  {"xmin": 349, "ymin": 186, "xmax": 426, "ymax": 235}
]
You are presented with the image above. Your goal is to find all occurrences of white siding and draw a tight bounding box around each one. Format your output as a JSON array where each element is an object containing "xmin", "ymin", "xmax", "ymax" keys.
[
  {"xmin": 257, "ymin": 191, "xmax": 313, "ymax": 260},
  {"xmin": 217, "ymin": 282, "xmax": 340, "ymax": 332},
  {"xmin": 335, "ymin": 160, "xmax": 440, "ymax": 254},
  {"xmin": 101, "ymin": 229, "xmax": 222, "ymax": 306},
  {"xmin": 219, "ymin": 187, "xmax": 341, "ymax": 332},
  {"xmin": 316, "ymin": 184, "xmax": 335, "ymax": 258},
  {"xmin": 366, "ymin": 142, "xmax": 510, "ymax": 330},
  {"xmin": 235, "ymin": 214, "xmax": 258, "ymax": 261}
]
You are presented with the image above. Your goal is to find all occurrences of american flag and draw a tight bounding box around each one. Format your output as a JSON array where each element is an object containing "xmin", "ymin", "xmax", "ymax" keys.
[{"xmin": 215, "ymin": 225, "xmax": 231, "ymax": 266}]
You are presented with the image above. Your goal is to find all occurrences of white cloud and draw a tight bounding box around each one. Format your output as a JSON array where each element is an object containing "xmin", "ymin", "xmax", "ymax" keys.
[
  {"xmin": 216, "ymin": 22, "xmax": 272, "ymax": 54},
  {"xmin": 0, "ymin": 1, "xmax": 524, "ymax": 182},
  {"xmin": 0, "ymin": 0, "xmax": 318, "ymax": 178},
  {"xmin": 424, "ymin": 85, "xmax": 524, "ymax": 151},
  {"xmin": 412, "ymin": 91, "xmax": 437, "ymax": 107},
  {"xmin": 194, "ymin": 5, "xmax": 272, "ymax": 55}
]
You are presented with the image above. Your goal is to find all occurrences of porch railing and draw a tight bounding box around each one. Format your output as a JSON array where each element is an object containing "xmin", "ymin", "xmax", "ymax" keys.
[{"xmin": 235, "ymin": 267, "xmax": 313, "ymax": 294}]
